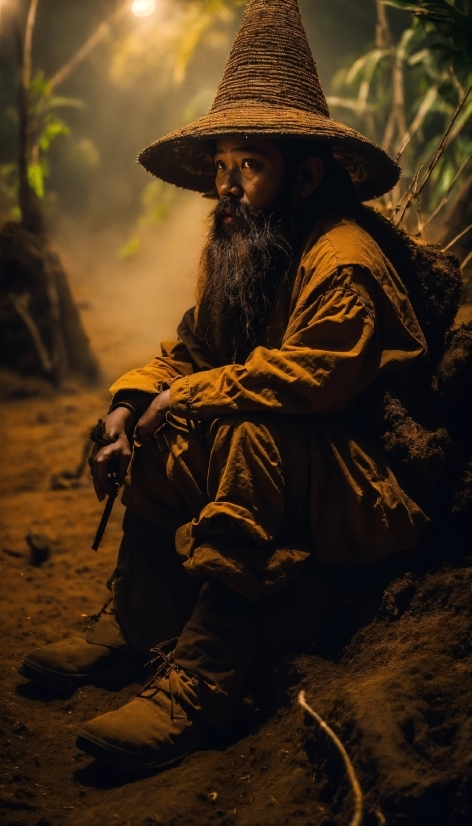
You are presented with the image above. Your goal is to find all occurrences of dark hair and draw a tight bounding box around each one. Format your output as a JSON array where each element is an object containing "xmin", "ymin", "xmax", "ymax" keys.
[{"xmin": 274, "ymin": 137, "xmax": 360, "ymax": 217}]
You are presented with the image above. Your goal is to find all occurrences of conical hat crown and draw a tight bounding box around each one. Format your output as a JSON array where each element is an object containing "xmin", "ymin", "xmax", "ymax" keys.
[
  {"xmin": 211, "ymin": 0, "xmax": 329, "ymax": 118},
  {"xmin": 138, "ymin": 0, "xmax": 400, "ymax": 201}
]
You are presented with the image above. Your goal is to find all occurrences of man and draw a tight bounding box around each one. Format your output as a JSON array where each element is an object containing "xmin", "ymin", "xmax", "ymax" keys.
[{"xmin": 20, "ymin": 0, "xmax": 428, "ymax": 771}]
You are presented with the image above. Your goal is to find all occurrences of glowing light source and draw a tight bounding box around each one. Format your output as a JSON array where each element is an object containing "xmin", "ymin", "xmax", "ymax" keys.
[{"xmin": 131, "ymin": 0, "xmax": 156, "ymax": 17}]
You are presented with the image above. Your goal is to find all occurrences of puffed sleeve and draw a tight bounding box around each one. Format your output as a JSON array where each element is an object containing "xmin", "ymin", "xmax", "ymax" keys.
[{"xmin": 169, "ymin": 266, "xmax": 382, "ymax": 420}]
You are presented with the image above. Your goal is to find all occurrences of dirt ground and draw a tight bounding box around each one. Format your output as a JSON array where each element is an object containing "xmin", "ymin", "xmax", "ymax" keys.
[
  {"xmin": 1, "ymin": 220, "xmax": 471, "ymax": 825},
  {"xmin": 1, "ymin": 389, "xmax": 471, "ymax": 826}
]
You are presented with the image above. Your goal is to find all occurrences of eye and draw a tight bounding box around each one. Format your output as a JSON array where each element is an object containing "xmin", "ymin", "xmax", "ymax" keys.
[
  {"xmin": 215, "ymin": 159, "xmax": 226, "ymax": 170},
  {"xmin": 241, "ymin": 158, "xmax": 257, "ymax": 169}
]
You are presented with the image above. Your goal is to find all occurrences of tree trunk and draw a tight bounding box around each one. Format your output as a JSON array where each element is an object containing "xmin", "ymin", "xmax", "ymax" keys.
[
  {"xmin": 46, "ymin": 248, "xmax": 100, "ymax": 384},
  {"xmin": 9, "ymin": 4, "xmax": 100, "ymax": 387}
]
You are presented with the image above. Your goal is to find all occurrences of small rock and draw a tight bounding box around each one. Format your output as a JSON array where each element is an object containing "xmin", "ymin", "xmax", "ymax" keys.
[
  {"xmin": 2, "ymin": 548, "xmax": 23, "ymax": 559},
  {"xmin": 25, "ymin": 534, "xmax": 50, "ymax": 566}
]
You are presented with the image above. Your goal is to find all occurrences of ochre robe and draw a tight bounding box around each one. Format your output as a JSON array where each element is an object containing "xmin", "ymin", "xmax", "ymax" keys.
[{"xmin": 110, "ymin": 214, "xmax": 429, "ymax": 600}]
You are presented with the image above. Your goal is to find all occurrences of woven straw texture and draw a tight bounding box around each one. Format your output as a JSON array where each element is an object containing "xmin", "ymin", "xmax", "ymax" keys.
[
  {"xmin": 138, "ymin": 0, "xmax": 400, "ymax": 201},
  {"xmin": 210, "ymin": 0, "xmax": 329, "ymax": 117}
]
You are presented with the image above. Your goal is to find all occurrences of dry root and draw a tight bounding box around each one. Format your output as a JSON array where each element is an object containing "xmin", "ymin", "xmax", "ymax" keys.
[{"xmin": 298, "ymin": 690, "xmax": 364, "ymax": 826}]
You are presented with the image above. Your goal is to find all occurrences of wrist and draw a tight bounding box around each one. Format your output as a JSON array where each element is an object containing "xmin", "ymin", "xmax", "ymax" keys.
[
  {"xmin": 110, "ymin": 391, "xmax": 157, "ymax": 419},
  {"xmin": 105, "ymin": 406, "xmax": 136, "ymax": 438}
]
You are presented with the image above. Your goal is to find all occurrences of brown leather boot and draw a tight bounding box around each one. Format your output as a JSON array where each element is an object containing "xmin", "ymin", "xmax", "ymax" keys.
[
  {"xmin": 76, "ymin": 579, "xmax": 256, "ymax": 770},
  {"xmin": 76, "ymin": 645, "xmax": 210, "ymax": 771},
  {"xmin": 19, "ymin": 598, "xmax": 144, "ymax": 689}
]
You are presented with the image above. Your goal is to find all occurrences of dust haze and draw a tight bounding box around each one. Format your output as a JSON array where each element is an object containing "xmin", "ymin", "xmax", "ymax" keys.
[{"xmin": 54, "ymin": 194, "xmax": 209, "ymax": 383}]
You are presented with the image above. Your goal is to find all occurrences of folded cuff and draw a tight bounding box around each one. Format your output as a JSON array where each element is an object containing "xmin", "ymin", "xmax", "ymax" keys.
[
  {"xmin": 175, "ymin": 521, "xmax": 311, "ymax": 602},
  {"xmin": 169, "ymin": 375, "xmax": 196, "ymax": 419}
]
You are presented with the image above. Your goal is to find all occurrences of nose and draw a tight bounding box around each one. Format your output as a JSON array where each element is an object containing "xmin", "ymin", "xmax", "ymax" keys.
[{"xmin": 217, "ymin": 168, "xmax": 243, "ymax": 199}]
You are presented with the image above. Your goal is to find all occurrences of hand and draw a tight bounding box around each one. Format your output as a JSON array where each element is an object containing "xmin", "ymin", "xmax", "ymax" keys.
[
  {"xmin": 89, "ymin": 407, "xmax": 135, "ymax": 501},
  {"xmin": 135, "ymin": 389, "xmax": 170, "ymax": 443}
]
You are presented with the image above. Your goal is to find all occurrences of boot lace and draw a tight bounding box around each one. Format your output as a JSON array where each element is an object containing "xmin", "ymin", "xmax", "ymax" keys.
[
  {"xmin": 139, "ymin": 637, "xmax": 188, "ymax": 721},
  {"xmin": 83, "ymin": 595, "xmax": 113, "ymax": 633}
]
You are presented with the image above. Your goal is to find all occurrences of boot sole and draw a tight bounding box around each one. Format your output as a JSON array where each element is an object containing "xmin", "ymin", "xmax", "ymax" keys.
[
  {"xmin": 18, "ymin": 660, "xmax": 90, "ymax": 690},
  {"xmin": 19, "ymin": 657, "xmax": 145, "ymax": 691},
  {"xmin": 76, "ymin": 731, "xmax": 190, "ymax": 772}
]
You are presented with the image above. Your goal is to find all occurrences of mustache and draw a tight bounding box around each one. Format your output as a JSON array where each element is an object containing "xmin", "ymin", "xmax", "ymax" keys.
[
  {"xmin": 212, "ymin": 196, "xmax": 287, "ymax": 237},
  {"xmin": 214, "ymin": 196, "xmax": 257, "ymax": 215},
  {"xmin": 211, "ymin": 197, "xmax": 263, "ymax": 240}
]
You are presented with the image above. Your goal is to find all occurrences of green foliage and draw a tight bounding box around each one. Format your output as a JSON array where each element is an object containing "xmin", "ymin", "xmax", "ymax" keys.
[
  {"xmin": 38, "ymin": 116, "xmax": 70, "ymax": 152},
  {"xmin": 0, "ymin": 68, "xmax": 87, "ymax": 205},
  {"xmin": 118, "ymin": 237, "xmax": 141, "ymax": 259},
  {"xmin": 27, "ymin": 160, "xmax": 47, "ymax": 199},
  {"xmin": 28, "ymin": 70, "xmax": 83, "ymax": 161},
  {"xmin": 329, "ymin": 5, "xmax": 472, "ymax": 217},
  {"xmin": 384, "ymin": 0, "xmax": 472, "ymax": 77}
]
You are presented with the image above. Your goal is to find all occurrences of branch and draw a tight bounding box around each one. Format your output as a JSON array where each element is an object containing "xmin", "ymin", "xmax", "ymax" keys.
[
  {"xmin": 394, "ymin": 86, "xmax": 472, "ymax": 226},
  {"xmin": 392, "ymin": 52, "xmax": 407, "ymax": 151},
  {"xmin": 375, "ymin": 0, "xmax": 392, "ymax": 48},
  {"xmin": 423, "ymin": 152, "xmax": 472, "ymax": 229},
  {"xmin": 49, "ymin": 1, "xmax": 129, "ymax": 91},
  {"xmin": 381, "ymin": 106, "xmax": 397, "ymax": 156},
  {"xmin": 449, "ymin": 66, "xmax": 464, "ymax": 101},
  {"xmin": 22, "ymin": 0, "xmax": 41, "ymax": 90},
  {"xmin": 377, "ymin": 1, "xmax": 406, "ymax": 156},
  {"xmin": 460, "ymin": 250, "xmax": 472, "ymax": 271},
  {"xmin": 417, "ymin": 86, "xmax": 472, "ymax": 199},
  {"xmin": 396, "ymin": 86, "xmax": 438, "ymax": 161},
  {"xmin": 443, "ymin": 223, "xmax": 472, "ymax": 252},
  {"xmin": 393, "ymin": 164, "xmax": 422, "ymax": 224},
  {"xmin": 298, "ymin": 691, "xmax": 364, "ymax": 826}
]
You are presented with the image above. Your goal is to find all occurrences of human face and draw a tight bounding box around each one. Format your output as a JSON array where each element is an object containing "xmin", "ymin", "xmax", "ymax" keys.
[{"xmin": 213, "ymin": 136, "xmax": 286, "ymax": 219}]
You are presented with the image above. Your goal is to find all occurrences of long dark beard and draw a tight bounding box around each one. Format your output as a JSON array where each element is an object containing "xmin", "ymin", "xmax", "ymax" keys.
[{"xmin": 197, "ymin": 198, "xmax": 295, "ymax": 364}]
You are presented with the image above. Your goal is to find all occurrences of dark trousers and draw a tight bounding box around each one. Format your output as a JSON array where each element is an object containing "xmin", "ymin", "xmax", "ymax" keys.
[{"xmin": 96, "ymin": 510, "xmax": 342, "ymax": 727}]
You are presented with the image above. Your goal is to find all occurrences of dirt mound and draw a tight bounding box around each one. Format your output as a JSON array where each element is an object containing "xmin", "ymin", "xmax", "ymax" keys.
[{"xmin": 0, "ymin": 222, "xmax": 100, "ymax": 387}]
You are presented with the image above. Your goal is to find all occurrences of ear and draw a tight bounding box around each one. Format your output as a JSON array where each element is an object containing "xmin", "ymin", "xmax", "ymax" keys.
[{"xmin": 296, "ymin": 157, "xmax": 324, "ymax": 198}]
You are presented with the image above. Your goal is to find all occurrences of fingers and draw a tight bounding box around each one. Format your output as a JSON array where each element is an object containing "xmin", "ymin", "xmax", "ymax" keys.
[
  {"xmin": 118, "ymin": 450, "xmax": 131, "ymax": 484},
  {"xmin": 92, "ymin": 447, "xmax": 115, "ymax": 501},
  {"xmin": 90, "ymin": 438, "xmax": 130, "ymax": 501}
]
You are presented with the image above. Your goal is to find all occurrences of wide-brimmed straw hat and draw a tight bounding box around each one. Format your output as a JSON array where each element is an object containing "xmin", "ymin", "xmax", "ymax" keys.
[{"xmin": 138, "ymin": 0, "xmax": 400, "ymax": 201}]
